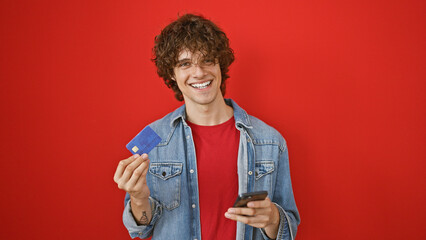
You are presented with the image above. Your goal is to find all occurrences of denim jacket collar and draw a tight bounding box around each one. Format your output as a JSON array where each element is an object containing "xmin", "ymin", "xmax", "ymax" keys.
[{"xmin": 169, "ymin": 98, "xmax": 253, "ymax": 129}]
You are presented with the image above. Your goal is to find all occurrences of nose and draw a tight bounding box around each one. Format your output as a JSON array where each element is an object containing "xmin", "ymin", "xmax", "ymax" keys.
[{"xmin": 191, "ymin": 64, "xmax": 206, "ymax": 79}]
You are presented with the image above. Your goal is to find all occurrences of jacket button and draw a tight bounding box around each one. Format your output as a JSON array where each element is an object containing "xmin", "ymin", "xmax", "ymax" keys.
[
  {"xmin": 248, "ymin": 171, "xmax": 253, "ymax": 175},
  {"xmin": 162, "ymin": 172, "xmax": 166, "ymax": 177}
]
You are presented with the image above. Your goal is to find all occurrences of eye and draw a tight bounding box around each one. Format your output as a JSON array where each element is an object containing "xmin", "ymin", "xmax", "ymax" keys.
[
  {"xmin": 178, "ymin": 61, "xmax": 191, "ymax": 68},
  {"xmin": 203, "ymin": 59, "xmax": 215, "ymax": 65}
]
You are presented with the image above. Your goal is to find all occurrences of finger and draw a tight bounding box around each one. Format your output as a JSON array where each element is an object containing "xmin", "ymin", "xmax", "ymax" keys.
[
  {"xmin": 127, "ymin": 159, "xmax": 150, "ymax": 188},
  {"xmin": 247, "ymin": 197, "xmax": 272, "ymax": 208},
  {"xmin": 227, "ymin": 206, "xmax": 272, "ymax": 218},
  {"xmin": 114, "ymin": 154, "xmax": 139, "ymax": 182},
  {"xmin": 120, "ymin": 155, "xmax": 147, "ymax": 181},
  {"xmin": 227, "ymin": 207, "xmax": 257, "ymax": 217},
  {"xmin": 134, "ymin": 164, "xmax": 150, "ymax": 189},
  {"xmin": 224, "ymin": 212, "xmax": 269, "ymax": 226},
  {"xmin": 138, "ymin": 161, "xmax": 150, "ymax": 181}
]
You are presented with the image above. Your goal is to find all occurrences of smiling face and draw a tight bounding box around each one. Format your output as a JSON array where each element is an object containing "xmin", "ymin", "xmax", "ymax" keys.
[{"xmin": 173, "ymin": 49, "xmax": 223, "ymax": 108}]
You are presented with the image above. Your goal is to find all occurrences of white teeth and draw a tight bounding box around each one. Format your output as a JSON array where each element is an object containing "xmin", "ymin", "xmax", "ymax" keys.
[{"xmin": 190, "ymin": 81, "xmax": 212, "ymax": 89}]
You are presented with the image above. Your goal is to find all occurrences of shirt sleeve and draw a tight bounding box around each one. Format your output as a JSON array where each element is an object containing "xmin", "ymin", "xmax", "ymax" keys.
[
  {"xmin": 122, "ymin": 193, "xmax": 163, "ymax": 239},
  {"xmin": 261, "ymin": 142, "xmax": 300, "ymax": 240}
]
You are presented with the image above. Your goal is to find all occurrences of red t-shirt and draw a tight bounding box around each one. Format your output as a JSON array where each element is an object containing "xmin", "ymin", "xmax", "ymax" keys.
[{"xmin": 188, "ymin": 117, "xmax": 240, "ymax": 240}]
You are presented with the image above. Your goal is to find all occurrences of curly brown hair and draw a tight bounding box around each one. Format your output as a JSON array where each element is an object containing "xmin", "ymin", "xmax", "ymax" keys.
[{"xmin": 152, "ymin": 14, "xmax": 235, "ymax": 101}]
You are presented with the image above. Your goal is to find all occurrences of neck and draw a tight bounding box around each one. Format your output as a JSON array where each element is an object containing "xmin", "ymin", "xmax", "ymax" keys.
[{"xmin": 185, "ymin": 98, "xmax": 233, "ymax": 126}]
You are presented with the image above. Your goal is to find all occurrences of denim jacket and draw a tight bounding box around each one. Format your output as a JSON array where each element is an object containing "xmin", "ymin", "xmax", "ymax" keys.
[{"xmin": 123, "ymin": 99, "xmax": 300, "ymax": 240}]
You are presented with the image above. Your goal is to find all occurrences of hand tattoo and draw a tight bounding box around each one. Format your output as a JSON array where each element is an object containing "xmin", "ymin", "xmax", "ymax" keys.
[{"xmin": 139, "ymin": 211, "xmax": 149, "ymax": 225}]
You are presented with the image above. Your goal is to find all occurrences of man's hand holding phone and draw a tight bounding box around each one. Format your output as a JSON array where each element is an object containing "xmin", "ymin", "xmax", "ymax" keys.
[{"xmin": 225, "ymin": 191, "xmax": 280, "ymax": 239}]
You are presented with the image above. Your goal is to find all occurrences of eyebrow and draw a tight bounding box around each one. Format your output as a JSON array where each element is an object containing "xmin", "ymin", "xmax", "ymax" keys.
[
  {"xmin": 176, "ymin": 59, "xmax": 191, "ymax": 67},
  {"xmin": 177, "ymin": 56, "xmax": 215, "ymax": 62},
  {"xmin": 177, "ymin": 58, "xmax": 191, "ymax": 62}
]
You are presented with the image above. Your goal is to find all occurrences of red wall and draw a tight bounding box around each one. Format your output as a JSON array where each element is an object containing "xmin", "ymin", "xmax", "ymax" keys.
[{"xmin": 1, "ymin": 1, "xmax": 425, "ymax": 239}]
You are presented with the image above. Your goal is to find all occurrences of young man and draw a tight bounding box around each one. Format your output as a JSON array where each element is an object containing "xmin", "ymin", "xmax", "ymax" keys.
[{"xmin": 113, "ymin": 14, "xmax": 300, "ymax": 240}]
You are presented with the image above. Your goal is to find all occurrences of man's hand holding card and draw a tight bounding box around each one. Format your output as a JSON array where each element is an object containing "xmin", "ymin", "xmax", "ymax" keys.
[
  {"xmin": 113, "ymin": 126, "xmax": 162, "ymax": 225},
  {"xmin": 114, "ymin": 126, "xmax": 161, "ymax": 199}
]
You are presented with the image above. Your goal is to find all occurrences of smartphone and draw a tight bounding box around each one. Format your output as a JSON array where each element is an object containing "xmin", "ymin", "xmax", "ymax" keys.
[{"xmin": 233, "ymin": 191, "xmax": 268, "ymax": 207}]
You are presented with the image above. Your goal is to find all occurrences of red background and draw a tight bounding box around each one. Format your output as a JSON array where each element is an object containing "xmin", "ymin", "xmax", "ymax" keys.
[{"xmin": 0, "ymin": 0, "xmax": 425, "ymax": 239}]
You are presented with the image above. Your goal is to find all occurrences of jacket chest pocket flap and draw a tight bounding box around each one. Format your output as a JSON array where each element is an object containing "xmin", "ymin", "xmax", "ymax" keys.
[
  {"xmin": 149, "ymin": 162, "xmax": 183, "ymax": 210},
  {"xmin": 254, "ymin": 161, "xmax": 275, "ymax": 193},
  {"xmin": 255, "ymin": 161, "xmax": 275, "ymax": 180}
]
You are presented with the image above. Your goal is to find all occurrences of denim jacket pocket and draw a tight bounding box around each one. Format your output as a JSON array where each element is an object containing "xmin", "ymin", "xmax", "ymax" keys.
[
  {"xmin": 254, "ymin": 161, "xmax": 275, "ymax": 193},
  {"xmin": 149, "ymin": 162, "xmax": 183, "ymax": 210}
]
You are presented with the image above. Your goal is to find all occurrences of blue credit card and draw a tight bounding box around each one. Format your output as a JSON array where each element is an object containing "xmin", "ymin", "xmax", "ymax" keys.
[{"xmin": 126, "ymin": 126, "xmax": 162, "ymax": 155}]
